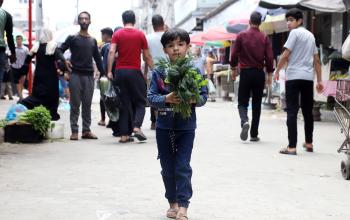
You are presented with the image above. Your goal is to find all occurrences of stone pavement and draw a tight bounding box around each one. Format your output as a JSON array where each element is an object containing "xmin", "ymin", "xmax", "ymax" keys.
[{"xmin": 0, "ymin": 94, "xmax": 349, "ymax": 220}]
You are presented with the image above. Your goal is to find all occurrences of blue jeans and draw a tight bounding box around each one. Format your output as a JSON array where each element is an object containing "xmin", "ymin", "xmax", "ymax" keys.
[
  {"xmin": 156, "ymin": 129, "xmax": 195, "ymax": 208},
  {"xmin": 0, "ymin": 51, "xmax": 6, "ymax": 93}
]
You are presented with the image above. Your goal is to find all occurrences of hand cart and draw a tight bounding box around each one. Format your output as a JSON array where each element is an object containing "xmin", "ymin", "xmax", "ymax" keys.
[{"xmin": 334, "ymin": 80, "xmax": 350, "ymax": 180}]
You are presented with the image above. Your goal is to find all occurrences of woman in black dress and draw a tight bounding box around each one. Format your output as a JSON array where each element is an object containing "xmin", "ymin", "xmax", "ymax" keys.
[{"xmin": 20, "ymin": 28, "xmax": 66, "ymax": 121}]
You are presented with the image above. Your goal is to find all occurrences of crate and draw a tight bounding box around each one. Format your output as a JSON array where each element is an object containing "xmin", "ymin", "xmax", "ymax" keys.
[{"xmin": 4, "ymin": 123, "xmax": 44, "ymax": 143}]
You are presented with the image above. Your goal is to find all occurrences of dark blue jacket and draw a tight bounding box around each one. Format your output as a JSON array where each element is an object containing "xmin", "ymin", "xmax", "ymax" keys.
[{"xmin": 147, "ymin": 67, "xmax": 207, "ymax": 130}]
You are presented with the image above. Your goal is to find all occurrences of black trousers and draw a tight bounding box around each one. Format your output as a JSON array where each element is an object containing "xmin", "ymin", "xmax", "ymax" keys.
[
  {"xmin": 237, "ymin": 68, "xmax": 265, "ymax": 138},
  {"xmin": 100, "ymin": 99, "xmax": 106, "ymax": 121},
  {"xmin": 115, "ymin": 69, "xmax": 147, "ymax": 136},
  {"xmin": 285, "ymin": 80, "xmax": 314, "ymax": 148}
]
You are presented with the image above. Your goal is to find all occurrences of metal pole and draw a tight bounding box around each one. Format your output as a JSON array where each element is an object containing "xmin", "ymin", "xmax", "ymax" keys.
[{"xmin": 28, "ymin": 0, "xmax": 33, "ymax": 94}]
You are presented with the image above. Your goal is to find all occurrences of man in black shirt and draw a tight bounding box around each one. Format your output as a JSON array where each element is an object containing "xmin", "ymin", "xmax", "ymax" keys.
[
  {"xmin": 0, "ymin": 0, "xmax": 16, "ymax": 96},
  {"xmin": 59, "ymin": 11, "xmax": 105, "ymax": 140}
]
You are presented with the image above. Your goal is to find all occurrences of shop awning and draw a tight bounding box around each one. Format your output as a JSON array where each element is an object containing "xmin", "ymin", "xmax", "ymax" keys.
[{"xmin": 259, "ymin": 0, "xmax": 349, "ymax": 12}]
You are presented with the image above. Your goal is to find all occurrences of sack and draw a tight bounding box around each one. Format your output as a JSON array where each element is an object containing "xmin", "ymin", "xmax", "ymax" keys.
[
  {"xmin": 342, "ymin": 34, "xmax": 350, "ymax": 61},
  {"xmin": 208, "ymin": 79, "xmax": 216, "ymax": 94}
]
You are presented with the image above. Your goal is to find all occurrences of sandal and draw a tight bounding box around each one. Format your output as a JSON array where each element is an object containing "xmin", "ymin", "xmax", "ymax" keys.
[
  {"xmin": 133, "ymin": 130, "xmax": 147, "ymax": 141},
  {"xmin": 166, "ymin": 208, "xmax": 178, "ymax": 219},
  {"xmin": 81, "ymin": 132, "xmax": 98, "ymax": 139},
  {"xmin": 119, "ymin": 137, "xmax": 134, "ymax": 143},
  {"xmin": 176, "ymin": 212, "xmax": 188, "ymax": 220},
  {"xmin": 279, "ymin": 147, "xmax": 297, "ymax": 155},
  {"xmin": 303, "ymin": 143, "xmax": 314, "ymax": 152},
  {"xmin": 98, "ymin": 121, "xmax": 106, "ymax": 126}
]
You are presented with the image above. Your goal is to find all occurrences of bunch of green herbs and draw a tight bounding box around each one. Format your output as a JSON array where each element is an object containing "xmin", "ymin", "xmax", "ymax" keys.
[
  {"xmin": 156, "ymin": 56, "xmax": 207, "ymax": 118},
  {"xmin": 19, "ymin": 105, "xmax": 52, "ymax": 136}
]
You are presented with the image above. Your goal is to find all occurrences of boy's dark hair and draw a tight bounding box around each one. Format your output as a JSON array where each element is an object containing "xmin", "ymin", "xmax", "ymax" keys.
[
  {"xmin": 101, "ymin": 27, "xmax": 113, "ymax": 37},
  {"xmin": 78, "ymin": 11, "xmax": 91, "ymax": 20},
  {"xmin": 161, "ymin": 28, "xmax": 190, "ymax": 48},
  {"xmin": 152, "ymin": 14, "xmax": 164, "ymax": 29},
  {"xmin": 285, "ymin": 8, "xmax": 303, "ymax": 21},
  {"xmin": 122, "ymin": 10, "xmax": 136, "ymax": 25},
  {"xmin": 16, "ymin": 35, "xmax": 23, "ymax": 40},
  {"xmin": 114, "ymin": 26, "xmax": 123, "ymax": 32},
  {"xmin": 250, "ymin": 11, "xmax": 262, "ymax": 26}
]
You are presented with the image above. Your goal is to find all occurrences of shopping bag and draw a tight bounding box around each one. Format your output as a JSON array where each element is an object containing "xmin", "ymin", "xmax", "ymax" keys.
[
  {"xmin": 208, "ymin": 79, "xmax": 216, "ymax": 94},
  {"xmin": 103, "ymin": 81, "xmax": 121, "ymax": 122},
  {"xmin": 99, "ymin": 76, "xmax": 109, "ymax": 97},
  {"xmin": 342, "ymin": 34, "xmax": 350, "ymax": 61}
]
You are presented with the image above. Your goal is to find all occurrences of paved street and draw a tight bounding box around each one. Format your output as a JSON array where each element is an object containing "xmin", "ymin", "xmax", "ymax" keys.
[{"xmin": 0, "ymin": 94, "xmax": 350, "ymax": 220}]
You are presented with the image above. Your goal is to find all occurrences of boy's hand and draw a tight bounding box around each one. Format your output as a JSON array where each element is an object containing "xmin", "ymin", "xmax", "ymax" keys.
[
  {"xmin": 316, "ymin": 81, "xmax": 324, "ymax": 93},
  {"xmin": 274, "ymin": 71, "xmax": 279, "ymax": 81},
  {"xmin": 165, "ymin": 92, "xmax": 181, "ymax": 104}
]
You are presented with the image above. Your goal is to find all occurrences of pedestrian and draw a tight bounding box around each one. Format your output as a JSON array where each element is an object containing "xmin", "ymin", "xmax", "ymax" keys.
[
  {"xmin": 11, "ymin": 35, "xmax": 28, "ymax": 100},
  {"xmin": 98, "ymin": 27, "xmax": 114, "ymax": 127},
  {"xmin": 205, "ymin": 50, "xmax": 217, "ymax": 102},
  {"xmin": 192, "ymin": 47, "xmax": 206, "ymax": 76},
  {"xmin": 145, "ymin": 14, "xmax": 167, "ymax": 130},
  {"xmin": 107, "ymin": 10, "xmax": 153, "ymax": 143},
  {"xmin": 0, "ymin": 0, "xmax": 16, "ymax": 96},
  {"xmin": 148, "ymin": 28, "xmax": 207, "ymax": 220},
  {"xmin": 230, "ymin": 11, "xmax": 274, "ymax": 142},
  {"xmin": 274, "ymin": 8, "xmax": 323, "ymax": 155},
  {"xmin": 0, "ymin": 59, "xmax": 13, "ymax": 100},
  {"xmin": 59, "ymin": 11, "xmax": 105, "ymax": 140},
  {"xmin": 19, "ymin": 28, "xmax": 66, "ymax": 121}
]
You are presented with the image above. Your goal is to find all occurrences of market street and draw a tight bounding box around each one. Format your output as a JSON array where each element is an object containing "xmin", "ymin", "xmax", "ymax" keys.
[{"xmin": 0, "ymin": 94, "xmax": 349, "ymax": 220}]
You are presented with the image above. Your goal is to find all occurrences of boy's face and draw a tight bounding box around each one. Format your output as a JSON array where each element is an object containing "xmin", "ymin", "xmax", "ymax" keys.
[
  {"xmin": 16, "ymin": 37, "xmax": 23, "ymax": 46},
  {"xmin": 164, "ymin": 37, "xmax": 190, "ymax": 62},
  {"xmin": 286, "ymin": 16, "xmax": 302, "ymax": 30}
]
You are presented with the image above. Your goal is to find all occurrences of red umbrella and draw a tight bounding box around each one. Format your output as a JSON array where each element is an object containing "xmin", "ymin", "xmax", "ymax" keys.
[
  {"xmin": 226, "ymin": 19, "xmax": 250, "ymax": 33},
  {"xmin": 201, "ymin": 27, "xmax": 237, "ymax": 41},
  {"xmin": 190, "ymin": 32, "xmax": 206, "ymax": 46}
]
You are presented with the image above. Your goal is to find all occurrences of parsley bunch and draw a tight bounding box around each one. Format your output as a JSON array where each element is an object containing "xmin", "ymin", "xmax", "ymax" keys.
[
  {"xmin": 156, "ymin": 56, "xmax": 207, "ymax": 119},
  {"xmin": 19, "ymin": 105, "xmax": 52, "ymax": 136}
]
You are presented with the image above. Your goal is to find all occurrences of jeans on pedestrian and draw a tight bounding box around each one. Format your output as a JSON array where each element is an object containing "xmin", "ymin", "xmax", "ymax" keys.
[
  {"xmin": 285, "ymin": 80, "xmax": 314, "ymax": 148},
  {"xmin": 156, "ymin": 129, "xmax": 195, "ymax": 208},
  {"xmin": 237, "ymin": 68, "xmax": 265, "ymax": 138},
  {"xmin": 0, "ymin": 51, "xmax": 6, "ymax": 93},
  {"xmin": 115, "ymin": 69, "xmax": 147, "ymax": 136},
  {"xmin": 69, "ymin": 73, "xmax": 95, "ymax": 133}
]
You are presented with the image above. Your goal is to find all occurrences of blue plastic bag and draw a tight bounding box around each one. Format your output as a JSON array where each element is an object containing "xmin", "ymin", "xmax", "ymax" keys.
[{"xmin": 5, "ymin": 104, "xmax": 28, "ymax": 121}]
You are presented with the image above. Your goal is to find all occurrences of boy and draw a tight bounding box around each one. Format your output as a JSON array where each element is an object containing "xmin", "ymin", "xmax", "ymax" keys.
[
  {"xmin": 274, "ymin": 8, "xmax": 323, "ymax": 155},
  {"xmin": 147, "ymin": 28, "xmax": 207, "ymax": 220}
]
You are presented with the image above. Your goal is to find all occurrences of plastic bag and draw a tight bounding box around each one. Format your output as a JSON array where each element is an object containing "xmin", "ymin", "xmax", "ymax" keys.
[
  {"xmin": 342, "ymin": 34, "xmax": 350, "ymax": 61},
  {"xmin": 99, "ymin": 76, "xmax": 109, "ymax": 97},
  {"xmin": 208, "ymin": 79, "xmax": 216, "ymax": 94},
  {"xmin": 103, "ymin": 81, "xmax": 121, "ymax": 122},
  {"xmin": 5, "ymin": 104, "xmax": 28, "ymax": 121}
]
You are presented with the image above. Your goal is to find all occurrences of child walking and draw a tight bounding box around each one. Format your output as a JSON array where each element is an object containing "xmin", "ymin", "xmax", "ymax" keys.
[{"xmin": 147, "ymin": 28, "xmax": 207, "ymax": 220}]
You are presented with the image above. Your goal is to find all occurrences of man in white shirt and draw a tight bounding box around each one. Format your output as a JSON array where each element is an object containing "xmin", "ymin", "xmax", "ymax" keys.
[
  {"xmin": 274, "ymin": 8, "xmax": 323, "ymax": 155},
  {"xmin": 11, "ymin": 35, "xmax": 29, "ymax": 100},
  {"xmin": 145, "ymin": 14, "xmax": 167, "ymax": 130}
]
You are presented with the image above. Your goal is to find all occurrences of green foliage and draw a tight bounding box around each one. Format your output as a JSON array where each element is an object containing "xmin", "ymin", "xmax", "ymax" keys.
[
  {"xmin": 19, "ymin": 105, "xmax": 52, "ymax": 136},
  {"xmin": 0, "ymin": 119, "xmax": 7, "ymax": 128},
  {"xmin": 156, "ymin": 56, "xmax": 208, "ymax": 119}
]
